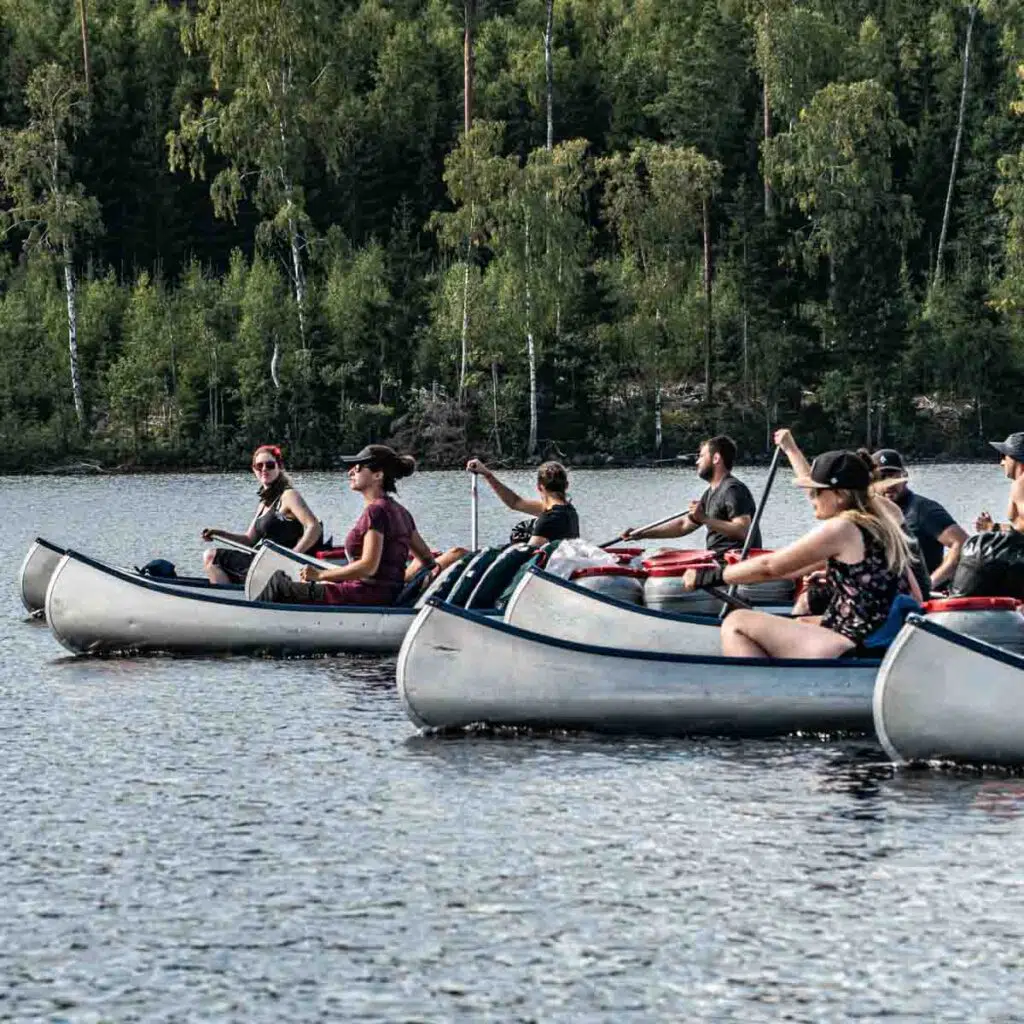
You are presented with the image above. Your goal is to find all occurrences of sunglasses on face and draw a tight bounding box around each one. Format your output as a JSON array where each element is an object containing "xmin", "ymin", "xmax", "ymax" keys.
[{"xmin": 253, "ymin": 460, "xmax": 277, "ymax": 471}]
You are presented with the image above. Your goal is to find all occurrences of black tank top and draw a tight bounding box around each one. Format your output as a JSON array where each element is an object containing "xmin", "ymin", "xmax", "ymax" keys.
[{"xmin": 252, "ymin": 492, "xmax": 304, "ymax": 548}]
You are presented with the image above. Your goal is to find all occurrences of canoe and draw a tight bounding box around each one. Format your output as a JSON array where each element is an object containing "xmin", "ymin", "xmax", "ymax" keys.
[
  {"xmin": 873, "ymin": 614, "xmax": 1024, "ymax": 767},
  {"xmin": 45, "ymin": 549, "xmax": 416, "ymax": 656},
  {"xmin": 19, "ymin": 536, "xmax": 239, "ymax": 618},
  {"xmin": 19, "ymin": 537, "xmax": 65, "ymax": 616},
  {"xmin": 397, "ymin": 598, "xmax": 882, "ymax": 738},
  {"xmin": 502, "ymin": 566, "xmax": 792, "ymax": 654},
  {"xmin": 243, "ymin": 540, "xmax": 341, "ymax": 600}
]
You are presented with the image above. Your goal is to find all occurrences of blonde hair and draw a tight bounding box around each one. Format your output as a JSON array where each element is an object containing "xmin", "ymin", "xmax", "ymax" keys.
[{"xmin": 832, "ymin": 488, "xmax": 912, "ymax": 575}]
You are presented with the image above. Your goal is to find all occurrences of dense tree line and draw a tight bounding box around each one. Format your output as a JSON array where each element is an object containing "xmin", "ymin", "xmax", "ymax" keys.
[{"xmin": 1, "ymin": 0, "xmax": 1023, "ymax": 471}]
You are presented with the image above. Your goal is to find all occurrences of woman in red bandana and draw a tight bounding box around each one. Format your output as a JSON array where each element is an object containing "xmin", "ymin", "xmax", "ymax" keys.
[{"xmin": 201, "ymin": 444, "xmax": 323, "ymax": 583}]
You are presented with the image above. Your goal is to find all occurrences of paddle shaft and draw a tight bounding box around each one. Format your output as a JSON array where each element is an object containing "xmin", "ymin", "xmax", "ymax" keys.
[
  {"xmin": 470, "ymin": 473, "xmax": 479, "ymax": 551},
  {"xmin": 600, "ymin": 508, "xmax": 691, "ymax": 549},
  {"xmin": 212, "ymin": 534, "xmax": 256, "ymax": 554},
  {"xmin": 719, "ymin": 444, "xmax": 784, "ymax": 618}
]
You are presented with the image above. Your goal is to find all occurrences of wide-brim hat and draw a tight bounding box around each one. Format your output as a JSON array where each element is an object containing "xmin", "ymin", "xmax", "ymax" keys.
[
  {"xmin": 794, "ymin": 450, "xmax": 872, "ymax": 491},
  {"xmin": 989, "ymin": 432, "xmax": 1024, "ymax": 462}
]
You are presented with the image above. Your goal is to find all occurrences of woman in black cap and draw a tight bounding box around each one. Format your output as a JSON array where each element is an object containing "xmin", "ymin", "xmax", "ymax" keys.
[
  {"xmin": 682, "ymin": 448, "xmax": 922, "ymax": 659},
  {"xmin": 255, "ymin": 444, "xmax": 436, "ymax": 605}
]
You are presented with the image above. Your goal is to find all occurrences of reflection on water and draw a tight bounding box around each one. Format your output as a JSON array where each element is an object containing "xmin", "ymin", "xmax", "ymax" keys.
[{"xmin": 2, "ymin": 468, "xmax": 1023, "ymax": 1020}]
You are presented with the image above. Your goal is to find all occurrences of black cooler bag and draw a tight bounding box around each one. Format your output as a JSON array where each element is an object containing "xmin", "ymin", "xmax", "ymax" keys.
[{"xmin": 951, "ymin": 531, "xmax": 1024, "ymax": 598}]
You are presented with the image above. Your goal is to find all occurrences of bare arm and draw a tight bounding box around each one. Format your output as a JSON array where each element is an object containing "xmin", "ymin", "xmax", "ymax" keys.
[
  {"xmin": 625, "ymin": 514, "xmax": 701, "ymax": 541},
  {"xmin": 467, "ymin": 459, "xmax": 544, "ymax": 516},
  {"xmin": 404, "ymin": 530, "xmax": 438, "ymax": 577},
  {"xmin": 1010, "ymin": 477, "xmax": 1024, "ymax": 530},
  {"xmin": 699, "ymin": 512, "xmax": 752, "ymax": 543},
  {"xmin": 202, "ymin": 510, "xmax": 261, "ymax": 547},
  {"xmin": 717, "ymin": 519, "xmax": 856, "ymax": 586},
  {"xmin": 930, "ymin": 523, "xmax": 968, "ymax": 588},
  {"xmin": 773, "ymin": 428, "xmax": 812, "ymax": 480},
  {"xmin": 280, "ymin": 489, "xmax": 322, "ymax": 554},
  {"xmin": 301, "ymin": 530, "xmax": 384, "ymax": 583}
]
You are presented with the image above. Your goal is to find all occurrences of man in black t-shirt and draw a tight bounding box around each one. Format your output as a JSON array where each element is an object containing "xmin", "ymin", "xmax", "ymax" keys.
[
  {"xmin": 871, "ymin": 448, "xmax": 967, "ymax": 590},
  {"xmin": 622, "ymin": 435, "xmax": 760, "ymax": 554}
]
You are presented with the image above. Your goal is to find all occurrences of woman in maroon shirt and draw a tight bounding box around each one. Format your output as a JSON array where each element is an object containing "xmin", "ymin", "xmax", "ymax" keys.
[{"xmin": 255, "ymin": 445, "xmax": 435, "ymax": 605}]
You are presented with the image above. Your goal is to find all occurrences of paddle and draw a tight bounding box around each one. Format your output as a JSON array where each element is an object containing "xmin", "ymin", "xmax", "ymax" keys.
[
  {"xmin": 209, "ymin": 534, "xmax": 257, "ymax": 554},
  {"xmin": 599, "ymin": 508, "xmax": 691, "ymax": 549},
  {"xmin": 470, "ymin": 471, "xmax": 480, "ymax": 551},
  {"xmin": 718, "ymin": 443, "xmax": 784, "ymax": 619}
]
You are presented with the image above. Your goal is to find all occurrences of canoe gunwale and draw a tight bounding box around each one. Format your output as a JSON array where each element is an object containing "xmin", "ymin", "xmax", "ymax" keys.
[
  {"xmin": 904, "ymin": 613, "xmax": 1024, "ymax": 669},
  {"xmin": 429, "ymin": 596, "xmax": 882, "ymax": 670}
]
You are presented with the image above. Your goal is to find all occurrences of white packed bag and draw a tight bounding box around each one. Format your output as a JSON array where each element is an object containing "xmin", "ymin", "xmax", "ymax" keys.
[{"xmin": 544, "ymin": 538, "xmax": 618, "ymax": 579}]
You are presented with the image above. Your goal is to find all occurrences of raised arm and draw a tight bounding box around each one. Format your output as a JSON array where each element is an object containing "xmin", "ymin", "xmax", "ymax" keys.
[
  {"xmin": 773, "ymin": 428, "xmax": 812, "ymax": 480},
  {"xmin": 280, "ymin": 489, "xmax": 323, "ymax": 554},
  {"xmin": 466, "ymin": 459, "xmax": 545, "ymax": 517}
]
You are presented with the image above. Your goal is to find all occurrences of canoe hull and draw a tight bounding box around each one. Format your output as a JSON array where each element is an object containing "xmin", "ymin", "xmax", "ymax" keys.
[
  {"xmin": 46, "ymin": 550, "xmax": 414, "ymax": 656},
  {"xmin": 19, "ymin": 537, "xmax": 65, "ymax": 616},
  {"xmin": 398, "ymin": 599, "xmax": 879, "ymax": 737},
  {"xmin": 873, "ymin": 616, "xmax": 1024, "ymax": 766},
  {"xmin": 504, "ymin": 567, "xmax": 727, "ymax": 654}
]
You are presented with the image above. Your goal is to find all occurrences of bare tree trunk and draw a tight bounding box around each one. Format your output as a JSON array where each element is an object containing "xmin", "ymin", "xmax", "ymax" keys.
[
  {"xmin": 287, "ymin": 209, "xmax": 307, "ymax": 348},
  {"xmin": 702, "ymin": 196, "xmax": 713, "ymax": 403},
  {"xmin": 654, "ymin": 384, "xmax": 663, "ymax": 456},
  {"xmin": 491, "ymin": 358, "xmax": 502, "ymax": 455},
  {"xmin": 525, "ymin": 209, "xmax": 538, "ymax": 456},
  {"xmin": 464, "ymin": 0, "xmax": 475, "ymax": 135},
  {"xmin": 933, "ymin": 2, "xmax": 976, "ymax": 292},
  {"xmin": 545, "ymin": 0, "xmax": 555, "ymax": 150},
  {"xmin": 63, "ymin": 242, "xmax": 85, "ymax": 429},
  {"xmin": 78, "ymin": 0, "xmax": 91, "ymax": 97},
  {"xmin": 763, "ymin": 78, "xmax": 773, "ymax": 217},
  {"xmin": 458, "ymin": 260, "xmax": 471, "ymax": 404},
  {"xmin": 271, "ymin": 336, "xmax": 281, "ymax": 389}
]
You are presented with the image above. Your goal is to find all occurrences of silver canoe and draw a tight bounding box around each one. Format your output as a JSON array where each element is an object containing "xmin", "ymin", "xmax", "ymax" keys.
[
  {"xmin": 45, "ymin": 549, "xmax": 415, "ymax": 656},
  {"xmin": 873, "ymin": 615, "xmax": 1024, "ymax": 767},
  {"xmin": 397, "ymin": 598, "xmax": 881, "ymax": 737},
  {"xmin": 503, "ymin": 566, "xmax": 793, "ymax": 654},
  {"xmin": 19, "ymin": 537, "xmax": 65, "ymax": 616},
  {"xmin": 244, "ymin": 540, "xmax": 338, "ymax": 600},
  {"xmin": 19, "ymin": 537, "xmax": 240, "ymax": 617}
]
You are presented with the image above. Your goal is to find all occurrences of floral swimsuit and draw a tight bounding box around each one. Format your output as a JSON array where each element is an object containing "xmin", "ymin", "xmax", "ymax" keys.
[{"xmin": 820, "ymin": 525, "xmax": 908, "ymax": 644}]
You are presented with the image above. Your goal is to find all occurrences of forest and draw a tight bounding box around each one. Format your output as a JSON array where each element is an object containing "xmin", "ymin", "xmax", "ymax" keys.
[{"xmin": 1, "ymin": 0, "xmax": 1023, "ymax": 472}]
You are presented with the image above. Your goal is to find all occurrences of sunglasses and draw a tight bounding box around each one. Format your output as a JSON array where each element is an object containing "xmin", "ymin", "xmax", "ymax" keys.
[{"xmin": 253, "ymin": 460, "xmax": 277, "ymax": 471}]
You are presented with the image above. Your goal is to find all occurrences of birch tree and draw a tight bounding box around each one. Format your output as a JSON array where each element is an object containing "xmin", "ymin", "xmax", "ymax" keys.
[
  {"xmin": 0, "ymin": 62, "xmax": 101, "ymax": 430},
  {"xmin": 168, "ymin": 0, "xmax": 349, "ymax": 385}
]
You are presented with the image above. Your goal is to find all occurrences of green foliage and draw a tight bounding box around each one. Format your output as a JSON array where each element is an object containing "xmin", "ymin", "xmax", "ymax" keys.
[{"xmin": 1, "ymin": 0, "xmax": 1024, "ymax": 469}]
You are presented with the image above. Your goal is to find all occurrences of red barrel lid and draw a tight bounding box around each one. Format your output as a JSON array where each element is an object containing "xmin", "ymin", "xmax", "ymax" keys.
[
  {"xmin": 645, "ymin": 563, "xmax": 718, "ymax": 580},
  {"xmin": 603, "ymin": 546, "xmax": 644, "ymax": 557},
  {"xmin": 724, "ymin": 547, "xmax": 773, "ymax": 564},
  {"xmin": 641, "ymin": 549, "xmax": 716, "ymax": 572},
  {"xmin": 923, "ymin": 596, "xmax": 1022, "ymax": 613},
  {"xmin": 571, "ymin": 565, "xmax": 646, "ymax": 580},
  {"xmin": 316, "ymin": 548, "xmax": 348, "ymax": 560}
]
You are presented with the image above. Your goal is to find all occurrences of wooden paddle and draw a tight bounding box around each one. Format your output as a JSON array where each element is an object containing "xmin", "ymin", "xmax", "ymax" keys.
[{"xmin": 718, "ymin": 444, "xmax": 784, "ymax": 618}]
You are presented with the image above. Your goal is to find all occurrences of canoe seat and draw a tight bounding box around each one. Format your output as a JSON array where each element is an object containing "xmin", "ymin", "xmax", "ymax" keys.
[
  {"xmin": 447, "ymin": 548, "xmax": 503, "ymax": 607},
  {"xmin": 465, "ymin": 544, "xmax": 537, "ymax": 609},
  {"xmin": 493, "ymin": 540, "xmax": 561, "ymax": 613},
  {"xmin": 414, "ymin": 552, "xmax": 474, "ymax": 609}
]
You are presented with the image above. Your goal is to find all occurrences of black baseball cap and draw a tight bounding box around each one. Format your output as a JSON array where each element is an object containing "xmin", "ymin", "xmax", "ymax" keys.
[
  {"xmin": 990, "ymin": 433, "xmax": 1024, "ymax": 462},
  {"xmin": 794, "ymin": 450, "xmax": 872, "ymax": 491},
  {"xmin": 871, "ymin": 448, "xmax": 906, "ymax": 475},
  {"xmin": 338, "ymin": 443, "xmax": 398, "ymax": 468}
]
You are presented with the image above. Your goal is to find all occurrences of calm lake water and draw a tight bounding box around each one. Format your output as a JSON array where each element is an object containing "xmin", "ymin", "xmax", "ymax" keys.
[{"xmin": 4, "ymin": 464, "xmax": 1024, "ymax": 1022}]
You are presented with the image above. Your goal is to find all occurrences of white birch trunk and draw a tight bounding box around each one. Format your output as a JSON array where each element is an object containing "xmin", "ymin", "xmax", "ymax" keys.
[
  {"xmin": 933, "ymin": 3, "xmax": 976, "ymax": 292},
  {"xmin": 654, "ymin": 385, "xmax": 663, "ymax": 455},
  {"xmin": 545, "ymin": 0, "xmax": 554, "ymax": 151},
  {"xmin": 525, "ymin": 208, "xmax": 538, "ymax": 456},
  {"xmin": 288, "ymin": 208, "xmax": 307, "ymax": 348},
  {"xmin": 63, "ymin": 242, "xmax": 85, "ymax": 428}
]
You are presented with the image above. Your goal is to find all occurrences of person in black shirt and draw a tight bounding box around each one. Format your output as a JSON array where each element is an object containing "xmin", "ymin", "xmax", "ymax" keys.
[
  {"xmin": 466, "ymin": 459, "xmax": 580, "ymax": 545},
  {"xmin": 871, "ymin": 448, "xmax": 968, "ymax": 590},
  {"xmin": 620, "ymin": 435, "xmax": 760, "ymax": 554}
]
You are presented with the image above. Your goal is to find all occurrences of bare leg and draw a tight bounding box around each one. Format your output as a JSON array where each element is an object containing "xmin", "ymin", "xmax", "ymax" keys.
[
  {"xmin": 721, "ymin": 609, "xmax": 855, "ymax": 659},
  {"xmin": 203, "ymin": 548, "xmax": 231, "ymax": 585}
]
